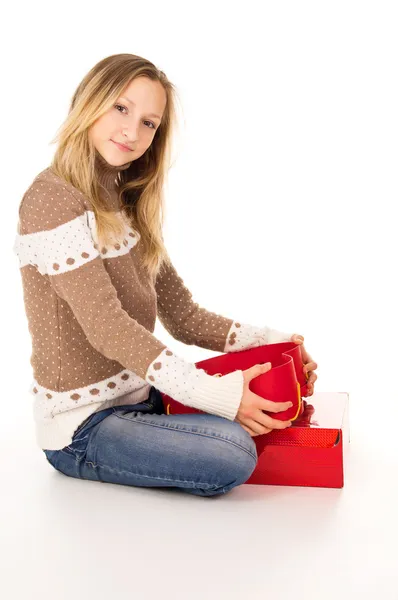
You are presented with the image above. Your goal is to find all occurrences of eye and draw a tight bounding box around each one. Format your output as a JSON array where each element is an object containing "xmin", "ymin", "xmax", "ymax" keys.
[
  {"xmin": 114, "ymin": 104, "xmax": 156, "ymax": 129},
  {"xmin": 114, "ymin": 103, "xmax": 128, "ymax": 114}
]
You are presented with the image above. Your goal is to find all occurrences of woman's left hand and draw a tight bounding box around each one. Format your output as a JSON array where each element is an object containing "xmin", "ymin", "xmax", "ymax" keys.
[{"xmin": 290, "ymin": 334, "xmax": 318, "ymax": 396}]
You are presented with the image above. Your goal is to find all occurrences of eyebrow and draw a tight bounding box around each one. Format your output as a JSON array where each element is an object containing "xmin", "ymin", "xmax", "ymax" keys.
[{"xmin": 119, "ymin": 96, "xmax": 162, "ymax": 120}]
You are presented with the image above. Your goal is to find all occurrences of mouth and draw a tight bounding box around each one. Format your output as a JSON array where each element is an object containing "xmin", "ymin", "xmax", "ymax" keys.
[{"xmin": 111, "ymin": 140, "xmax": 133, "ymax": 151}]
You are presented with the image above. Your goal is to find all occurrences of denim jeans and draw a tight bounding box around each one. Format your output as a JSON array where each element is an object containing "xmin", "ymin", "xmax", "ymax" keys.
[{"xmin": 43, "ymin": 386, "xmax": 258, "ymax": 497}]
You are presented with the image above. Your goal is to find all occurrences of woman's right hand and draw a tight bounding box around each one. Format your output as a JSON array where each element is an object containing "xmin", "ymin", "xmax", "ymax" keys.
[{"xmin": 234, "ymin": 362, "xmax": 293, "ymax": 437}]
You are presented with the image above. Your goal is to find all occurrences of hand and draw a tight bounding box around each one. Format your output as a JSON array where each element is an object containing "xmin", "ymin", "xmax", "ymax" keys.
[
  {"xmin": 290, "ymin": 334, "xmax": 318, "ymax": 396},
  {"xmin": 235, "ymin": 362, "xmax": 293, "ymax": 438}
]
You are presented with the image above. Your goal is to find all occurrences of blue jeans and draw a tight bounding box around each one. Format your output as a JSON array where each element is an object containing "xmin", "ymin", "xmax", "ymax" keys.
[{"xmin": 43, "ymin": 386, "xmax": 258, "ymax": 497}]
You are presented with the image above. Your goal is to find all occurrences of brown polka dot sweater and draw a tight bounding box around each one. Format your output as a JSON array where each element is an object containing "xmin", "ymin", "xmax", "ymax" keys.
[{"xmin": 13, "ymin": 150, "xmax": 294, "ymax": 450}]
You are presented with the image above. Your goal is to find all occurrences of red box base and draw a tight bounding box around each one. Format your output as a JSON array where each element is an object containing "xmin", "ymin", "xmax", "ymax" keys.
[
  {"xmin": 245, "ymin": 392, "xmax": 350, "ymax": 488},
  {"xmin": 161, "ymin": 391, "xmax": 350, "ymax": 489}
]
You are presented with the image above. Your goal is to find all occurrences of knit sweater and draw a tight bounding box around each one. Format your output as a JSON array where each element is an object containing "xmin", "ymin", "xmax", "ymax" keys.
[{"xmin": 13, "ymin": 150, "xmax": 294, "ymax": 450}]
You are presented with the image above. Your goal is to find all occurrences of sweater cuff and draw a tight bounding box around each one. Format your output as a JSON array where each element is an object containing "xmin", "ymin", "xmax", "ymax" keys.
[
  {"xmin": 145, "ymin": 348, "xmax": 244, "ymax": 421},
  {"xmin": 261, "ymin": 326, "xmax": 294, "ymax": 344},
  {"xmin": 183, "ymin": 368, "xmax": 244, "ymax": 421},
  {"xmin": 224, "ymin": 321, "xmax": 294, "ymax": 352}
]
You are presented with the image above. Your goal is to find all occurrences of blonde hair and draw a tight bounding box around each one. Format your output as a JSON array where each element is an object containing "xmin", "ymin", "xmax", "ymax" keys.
[{"xmin": 49, "ymin": 53, "xmax": 181, "ymax": 281}]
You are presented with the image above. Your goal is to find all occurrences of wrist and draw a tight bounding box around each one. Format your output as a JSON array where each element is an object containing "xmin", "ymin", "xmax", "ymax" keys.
[{"xmin": 224, "ymin": 321, "xmax": 294, "ymax": 352}]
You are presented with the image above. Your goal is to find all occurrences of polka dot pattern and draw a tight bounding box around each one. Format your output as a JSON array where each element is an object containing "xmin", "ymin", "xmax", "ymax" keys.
[
  {"xmin": 145, "ymin": 347, "xmax": 245, "ymax": 420},
  {"xmin": 31, "ymin": 368, "xmax": 150, "ymax": 420},
  {"xmin": 14, "ymin": 204, "xmax": 140, "ymax": 276},
  {"xmin": 13, "ymin": 165, "xmax": 164, "ymax": 449},
  {"xmin": 223, "ymin": 322, "xmax": 294, "ymax": 352},
  {"xmin": 154, "ymin": 253, "xmax": 235, "ymax": 352},
  {"xmin": 13, "ymin": 155, "xmax": 292, "ymax": 450}
]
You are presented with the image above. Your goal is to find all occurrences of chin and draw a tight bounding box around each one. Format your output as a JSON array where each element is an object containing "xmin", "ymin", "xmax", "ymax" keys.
[
  {"xmin": 110, "ymin": 142, "xmax": 134, "ymax": 162},
  {"xmin": 96, "ymin": 146, "xmax": 122, "ymax": 166}
]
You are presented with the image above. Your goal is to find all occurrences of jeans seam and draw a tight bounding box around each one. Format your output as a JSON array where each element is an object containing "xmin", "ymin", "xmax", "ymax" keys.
[
  {"xmin": 83, "ymin": 461, "xmax": 238, "ymax": 489},
  {"xmin": 112, "ymin": 412, "xmax": 257, "ymax": 462}
]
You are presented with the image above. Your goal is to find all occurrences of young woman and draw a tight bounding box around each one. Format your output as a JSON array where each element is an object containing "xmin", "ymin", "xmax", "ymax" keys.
[{"xmin": 13, "ymin": 53, "xmax": 317, "ymax": 497}]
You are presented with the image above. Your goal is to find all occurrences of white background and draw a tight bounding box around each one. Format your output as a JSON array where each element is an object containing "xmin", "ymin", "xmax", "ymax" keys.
[{"xmin": 1, "ymin": 1, "xmax": 397, "ymax": 599}]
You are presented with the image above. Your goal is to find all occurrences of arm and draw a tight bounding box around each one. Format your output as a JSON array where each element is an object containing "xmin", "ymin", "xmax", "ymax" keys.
[
  {"xmin": 155, "ymin": 253, "xmax": 294, "ymax": 352},
  {"xmin": 14, "ymin": 178, "xmax": 244, "ymax": 421}
]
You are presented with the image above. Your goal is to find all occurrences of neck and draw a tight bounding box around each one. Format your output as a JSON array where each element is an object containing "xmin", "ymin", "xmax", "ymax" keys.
[{"xmin": 94, "ymin": 148, "xmax": 132, "ymax": 193}]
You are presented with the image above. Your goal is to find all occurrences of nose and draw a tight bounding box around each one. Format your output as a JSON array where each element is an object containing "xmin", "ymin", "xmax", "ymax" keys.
[{"xmin": 122, "ymin": 119, "xmax": 140, "ymax": 143}]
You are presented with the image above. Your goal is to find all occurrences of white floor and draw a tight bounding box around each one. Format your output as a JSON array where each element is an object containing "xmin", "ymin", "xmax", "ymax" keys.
[{"xmin": 1, "ymin": 391, "xmax": 397, "ymax": 600}]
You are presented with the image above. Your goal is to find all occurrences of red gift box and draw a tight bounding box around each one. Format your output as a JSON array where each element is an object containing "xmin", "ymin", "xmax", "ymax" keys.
[{"xmin": 160, "ymin": 343, "xmax": 350, "ymax": 489}]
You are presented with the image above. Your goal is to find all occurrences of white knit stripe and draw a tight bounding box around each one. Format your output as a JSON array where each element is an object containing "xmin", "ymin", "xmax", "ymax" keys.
[
  {"xmin": 36, "ymin": 402, "xmax": 109, "ymax": 451},
  {"xmin": 261, "ymin": 326, "xmax": 294, "ymax": 344},
  {"xmin": 145, "ymin": 348, "xmax": 245, "ymax": 421},
  {"xmin": 86, "ymin": 209, "xmax": 140, "ymax": 248},
  {"xmin": 31, "ymin": 368, "xmax": 150, "ymax": 420},
  {"xmin": 12, "ymin": 210, "xmax": 140, "ymax": 275},
  {"xmin": 34, "ymin": 385, "xmax": 152, "ymax": 451},
  {"xmin": 224, "ymin": 321, "xmax": 294, "ymax": 352}
]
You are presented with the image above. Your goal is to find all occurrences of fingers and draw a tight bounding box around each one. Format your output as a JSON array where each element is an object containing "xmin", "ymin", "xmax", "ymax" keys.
[
  {"xmin": 307, "ymin": 372, "xmax": 317, "ymax": 385},
  {"xmin": 304, "ymin": 361, "xmax": 318, "ymax": 373},
  {"xmin": 240, "ymin": 423, "xmax": 267, "ymax": 437},
  {"xmin": 259, "ymin": 398, "xmax": 293, "ymax": 413},
  {"xmin": 303, "ymin": 362, "xmax": 318, "ymax": 395},
  {"xmin": 241, "ymin": 418, "xmax": 273, "ymax": 436},
  {"xmin": 306, "ymin": 372, "xmax": 318, "ymax": 395},
  {"xmin": 291, "ymin": 334, "xmax": 304, "ymax": 343},
  {"xmin": 268, "ymin": 401, "xmax": 293, "ymax": 413},
  {"xmin": 265, "ymin": 416, "xmax": 292, "ymax": 429},
  {"xmin": 237, "ymin": 409, "xmax": 292, "ymax": 436},
  {"xmin": 254, "ymin": 410, "xmax": 292, "ymax": 429}
]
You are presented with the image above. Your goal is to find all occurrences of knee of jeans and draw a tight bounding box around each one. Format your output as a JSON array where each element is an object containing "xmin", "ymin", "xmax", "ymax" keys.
[
  {"xmin": 220, "ymin": 422, "xmax": 258, "ymax": 482},
  {"xmin": 219, "ymin": 445, "xmax": 257, "ymax": 488},
  {"xmin": 43, "ymin": 449, "xmax": 58, "ymax": 468},
  {"xmin": 227, "ymin": 419, "xmax": 258, "ymax": 459}
]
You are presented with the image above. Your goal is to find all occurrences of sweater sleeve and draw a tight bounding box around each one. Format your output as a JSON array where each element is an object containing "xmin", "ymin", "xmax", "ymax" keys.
[
  {"xmin": 155, "ymin": 251, "xmax": 235, "ymax": 351},
  {"xmin": 14, "ymin": 179, "xmax": 244, "ymax": 421},
  {"xmin": 155, "ymin": 252, "xmax": 295, "ymax": 352}
]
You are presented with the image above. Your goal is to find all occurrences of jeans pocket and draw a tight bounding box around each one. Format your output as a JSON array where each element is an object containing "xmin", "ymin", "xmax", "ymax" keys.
[
  {"xmin": 73, "ymin": 413, "xmax": 94, "ymax": 437},
  {"xmin": 62, "ymin": 436, "xmax": 89, "ymax": 462},
  {"xmin": 65, "ymin": 406, "xmax": 116, "ymax": 460},
  {"xmin": 63, "ymin": 416, "xmax": 96, "ymax": 461}
]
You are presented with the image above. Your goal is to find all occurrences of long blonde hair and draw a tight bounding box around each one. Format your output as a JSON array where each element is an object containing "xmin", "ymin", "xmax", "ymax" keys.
[{"xmin": 49, "ymin": 53, "xmax": 181, "ymax": 281}]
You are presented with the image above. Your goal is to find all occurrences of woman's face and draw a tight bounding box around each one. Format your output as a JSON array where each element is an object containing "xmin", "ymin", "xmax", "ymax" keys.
[{"xmin": 89, "ymin": 76, "xmax": 166, "ymax": 165}]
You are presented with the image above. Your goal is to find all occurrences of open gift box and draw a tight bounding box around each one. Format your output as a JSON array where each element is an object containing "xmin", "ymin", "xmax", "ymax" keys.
[{"xmin": 159, "ymin": 342, "xmax": 350, "ymax": 489}]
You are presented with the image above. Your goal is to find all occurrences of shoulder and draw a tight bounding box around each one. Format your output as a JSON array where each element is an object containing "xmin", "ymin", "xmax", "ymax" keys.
[{"xmin": 18, "ymin": 167, "xmax": 90, "ymax": 235}]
